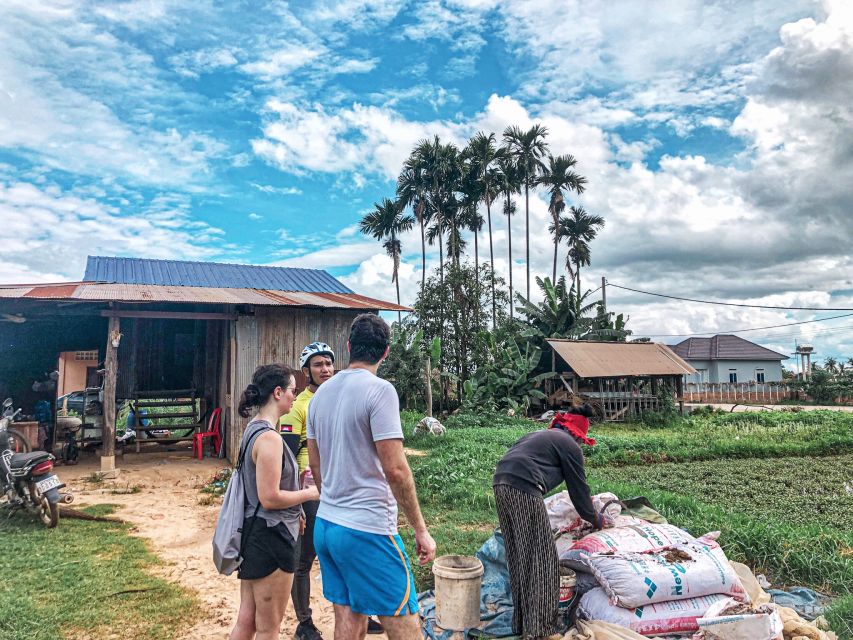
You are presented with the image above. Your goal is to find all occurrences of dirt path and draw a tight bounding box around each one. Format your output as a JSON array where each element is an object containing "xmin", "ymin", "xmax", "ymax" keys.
[{"xmin": 62, "ymin": 449, "xmax": 370, "ymax": 640}]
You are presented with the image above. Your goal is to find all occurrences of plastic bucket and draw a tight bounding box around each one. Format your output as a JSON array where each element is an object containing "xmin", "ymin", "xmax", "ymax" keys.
[
  {"xmin": 432, "ymin": 555, "xmax": 484, "ymax": 631},
  {"xmin": 559, "ymin": 567, "xmax": 577, "ymax": 609}
]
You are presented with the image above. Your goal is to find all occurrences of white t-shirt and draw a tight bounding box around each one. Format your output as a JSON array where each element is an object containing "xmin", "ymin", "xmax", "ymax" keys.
[{"xmin": 306, "ymin": 368, "xmax": 404, "ymax": 535}]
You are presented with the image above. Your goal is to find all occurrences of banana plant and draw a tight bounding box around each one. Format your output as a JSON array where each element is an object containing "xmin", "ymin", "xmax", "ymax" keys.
[{"xmin": 463, "ymin": 335, "xmax": 555, "ymax": 414}]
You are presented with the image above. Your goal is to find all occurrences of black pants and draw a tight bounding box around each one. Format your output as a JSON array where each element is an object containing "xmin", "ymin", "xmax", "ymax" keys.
[
  {"xmin": 494, "ymin": 484, "xmax": 559, "ymax": 638},
  {"xmin": 292, "ymin": 499, "xmax": 320, "ymax": 623}
]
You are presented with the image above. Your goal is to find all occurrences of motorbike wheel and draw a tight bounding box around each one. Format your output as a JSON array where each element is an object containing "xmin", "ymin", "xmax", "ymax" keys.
[
  {"xmin": 29, "ymin": 483, "xmax": 59, "ymax": 528},
  {"xmin": 7, "ymin": 429, "xmax": 31, "ymax": 453}
]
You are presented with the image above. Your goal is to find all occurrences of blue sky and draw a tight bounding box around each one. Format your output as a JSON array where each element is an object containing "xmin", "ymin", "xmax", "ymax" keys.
[{"xmin": 1, "ymin": 0, "xmax": 852, "ymax": 363}]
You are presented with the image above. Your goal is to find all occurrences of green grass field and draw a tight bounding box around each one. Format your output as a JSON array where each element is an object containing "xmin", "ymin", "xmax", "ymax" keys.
[
  {"xmin": 4, "ymin": 409, "xmax": 850, "ymax": 639},
  {"xmin": 402, "ymin": 410, "xmax": 853, "ymax": 639},
  {"xmin": 0, "ymin": 505, "xmax": 196, "ymax": 640}
]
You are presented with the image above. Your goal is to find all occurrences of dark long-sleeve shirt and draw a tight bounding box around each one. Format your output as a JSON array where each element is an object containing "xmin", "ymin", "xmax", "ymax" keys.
[{"xmin": 493, "ymin": 428, "xmax": 596, "ymax": 525}]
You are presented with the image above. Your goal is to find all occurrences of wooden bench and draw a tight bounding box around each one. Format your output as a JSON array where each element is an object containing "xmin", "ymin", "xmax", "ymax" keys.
[{"xmin": 131, "ymin": 389, "xmax": 202, "ymax": 451}]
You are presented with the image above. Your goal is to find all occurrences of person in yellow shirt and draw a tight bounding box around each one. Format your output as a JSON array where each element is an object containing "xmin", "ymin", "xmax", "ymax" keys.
[{"xmin": 281, "ymin": 342, "xmax": 335, "ymax": 640}]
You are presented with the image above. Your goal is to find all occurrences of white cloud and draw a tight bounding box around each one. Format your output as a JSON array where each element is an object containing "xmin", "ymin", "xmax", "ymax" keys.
[
  {"xmin": 0, "ymin": 179, "xmax": 224, "ymax": 283},
  {"xmin": 250, "ymin": 182, "xmax": 303, "ymax": 195},
  {"xmin": 94, "ymin": 0, "xmax": 174, "ymax": 29},
  {"xmin": 301, "ymin": 0, "xmax": 407, "ymax": 31},
  {"xmin": 231, "ymin": 153, "xmax": 252, "ymax": 167},
  {"xmin": 248, "ymin": 212, "xmax": 263, "ymax": 220},
  {"xmin": 169, "ymin": 47, "xmax": 238, "ymax": 78},
  {"xmin": 273, "ymin": 241, "xmax": 381, "ymax": 270},
  {"xmin": 0, "ymin": 2, "xmax": 229, "ymax": 188},
  {"xmin": 340, "ymin": 253, "xmax": 418, "ymax": 305},
  {"xmin": 239, "ymin": 44, "xmax": 323, "ymax": 80}
]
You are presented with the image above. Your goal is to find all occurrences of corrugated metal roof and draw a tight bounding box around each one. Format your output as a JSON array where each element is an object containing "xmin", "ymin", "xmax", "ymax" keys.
[
  {"xmin": 84, "ymin": 256, "xmax": 354, "ymax": 294},
  {"xmin": 23, "ymin": 284, "xmax": 83, "ymax": 299},
  {"xmin": 547, "ymin": 339, "xmax": 696, "ymax": 377},
  {"xmin": 0, "ymin": 287, "xmax": 36, "ymax": 298},
  {"xmin": 74, "ymin": 283, "xmax": 275, "ymax": 305},
  {"xmin": 672, "ymin": 335, "xmax": 788, "ymax": 361},
  {"xmin": 0, "ymin": 282, "xmax": 409, "ymax": 311}
]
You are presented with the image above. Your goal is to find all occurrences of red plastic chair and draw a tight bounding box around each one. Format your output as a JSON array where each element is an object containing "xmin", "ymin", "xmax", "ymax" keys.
[{"xmin": 193, "ymin": 408, "xmax": 222, "ymax": 460}]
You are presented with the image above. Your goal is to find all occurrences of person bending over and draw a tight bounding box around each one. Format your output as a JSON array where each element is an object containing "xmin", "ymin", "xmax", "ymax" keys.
[{"xmin": 492, "ymin": 403, "xmax": 612, "ymax": 640}]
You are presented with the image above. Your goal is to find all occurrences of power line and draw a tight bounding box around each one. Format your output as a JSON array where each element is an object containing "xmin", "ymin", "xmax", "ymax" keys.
[
  {"xmin": 640, "ymin": 313, "xmax": 853, "ymax": 337},
  {"xmin": 740, "ymin": 323, "xmax": 853, "ymax": 343},
  {"xmin": 609, "ymin": 283, "xmax": 853, "ymax": 311}
]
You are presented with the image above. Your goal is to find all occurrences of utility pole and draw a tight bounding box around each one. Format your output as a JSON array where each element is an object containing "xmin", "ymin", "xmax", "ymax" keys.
[{"xmin": 601, "ymin": 276, "xmax": 607, "ymax": 312}]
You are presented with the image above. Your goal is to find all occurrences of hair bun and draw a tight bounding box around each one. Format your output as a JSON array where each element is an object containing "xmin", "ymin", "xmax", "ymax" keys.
[{"xmin": 245, "ymin": 383, "xmax": 260, "ymax": 397}]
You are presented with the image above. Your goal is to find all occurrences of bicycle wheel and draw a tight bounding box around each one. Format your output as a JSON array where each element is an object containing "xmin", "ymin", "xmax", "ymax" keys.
[{"xmin": 7, "ymin": 429, "xmax": 31, "ymax": 453}]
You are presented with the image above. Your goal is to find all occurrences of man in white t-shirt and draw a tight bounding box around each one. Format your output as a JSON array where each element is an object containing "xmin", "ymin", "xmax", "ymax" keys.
[{"xmin": 307, "ymin": 313, "xmax": 436, "ymax": 640}]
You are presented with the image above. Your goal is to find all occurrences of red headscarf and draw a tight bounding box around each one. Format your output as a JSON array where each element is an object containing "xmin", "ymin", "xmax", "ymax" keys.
[{"xmin": 550, "ymin": 412, "xmax": 596, "ymax": 446}]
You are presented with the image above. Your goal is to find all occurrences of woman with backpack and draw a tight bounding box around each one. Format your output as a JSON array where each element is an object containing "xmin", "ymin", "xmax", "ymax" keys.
[{"xmin": 230, "ymin": 364, "xmax": 321, "ymax": 640}]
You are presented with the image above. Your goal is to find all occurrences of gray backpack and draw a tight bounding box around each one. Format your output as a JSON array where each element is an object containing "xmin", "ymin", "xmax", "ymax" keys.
[{"xmin": 212, "ymin": 425, "xmax": 269, "ymax": 575}]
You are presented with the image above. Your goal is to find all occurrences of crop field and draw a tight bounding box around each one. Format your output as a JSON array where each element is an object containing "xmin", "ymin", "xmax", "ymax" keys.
[{"xmin": 402, "ymin": 409, "xmax": 853, "ymax": 639}]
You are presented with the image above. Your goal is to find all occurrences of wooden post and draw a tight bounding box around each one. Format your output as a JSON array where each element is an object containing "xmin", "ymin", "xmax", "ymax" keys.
[
  {"xmin": 675, "ymin": 376, "xmax": 684, "ymax": 415},
  {"xmin": 425, "ymin": 356, "xmax": 433, "ymax": 418},
  {"xmin": 626, "ymin": 376, "xmax": 634, "ymax": 420},
  {"xmin": 102, "ymin": 315, "xmax": 120, "ymax": 477}
]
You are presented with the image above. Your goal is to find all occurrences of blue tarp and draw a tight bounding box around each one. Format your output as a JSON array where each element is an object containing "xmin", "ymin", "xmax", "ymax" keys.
[
  {"xmin": 767, "ymin": 587, "xmax": 833, "ymax": 621},
  {"xmin": 420, "ymin": 530, "xmax": 517, "ymax": 639}
]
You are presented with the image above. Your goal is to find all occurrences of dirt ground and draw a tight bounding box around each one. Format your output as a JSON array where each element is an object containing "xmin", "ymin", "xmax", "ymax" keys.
[{"xmin": 62, "ymin": 446, "xmax": 381, "ymax": 640}]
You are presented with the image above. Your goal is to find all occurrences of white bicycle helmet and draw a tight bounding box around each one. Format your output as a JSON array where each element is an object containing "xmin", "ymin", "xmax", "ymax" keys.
[{"xmin": 300, "ymin": 342, "xmax": 336, "ymax": 369}]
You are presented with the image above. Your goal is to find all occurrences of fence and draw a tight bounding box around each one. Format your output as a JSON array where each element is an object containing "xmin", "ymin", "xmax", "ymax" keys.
[{"xmin": 685, "ymin": 382, "xmax": 794, "ymax": 404}]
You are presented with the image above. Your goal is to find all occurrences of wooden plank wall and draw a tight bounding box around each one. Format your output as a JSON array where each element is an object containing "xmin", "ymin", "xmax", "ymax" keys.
[
  {"xmin": 117, "ymin": 318, "xmax": 225, "ymax": 416},
  {"xmin": 255, "ymin": 307, "xmax": 355, "ymax": 371},
  {"xmin": 225, "ymin": 307, "xmax": 365, "ymax": 463}
]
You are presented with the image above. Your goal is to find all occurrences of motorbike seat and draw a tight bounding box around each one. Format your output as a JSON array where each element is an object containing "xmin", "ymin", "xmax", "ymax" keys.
[{"xmin": 9, "ymin": 451, "xmax": 51, "ymax": 470}]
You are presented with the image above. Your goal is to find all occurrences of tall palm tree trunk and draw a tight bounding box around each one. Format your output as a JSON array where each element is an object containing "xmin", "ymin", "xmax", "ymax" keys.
[
  {"xmin": 552, "ymin": 212, "xmax": 559, "ymax": 283},
  {"xmin": 525, "ymin": 180, "xmax": 530, "ymax": 300},
  {"xmin": 486, "ymin": 198, "xmax": 496, "ymax": 327},
  {"xmin": 473, "ymin": 222, "xmax": 480, "ymax": 328},
  {"xmin": 506, "ymin": 192, "xmax": 514, "ymax": 320},
  {"xmin": 438, "ymin": 213, "xmax": 444, "ymax": 287},
  {"xmin": 395, "ymin": 270, "xmax": 402, "ymax": 326},
  {"xmin": 419, "ymin": 214, "xmax": 426, "ymax": 297},
  {"xmin": 392, "ymin": 229, "xmax": 402, "ymax": 325}
]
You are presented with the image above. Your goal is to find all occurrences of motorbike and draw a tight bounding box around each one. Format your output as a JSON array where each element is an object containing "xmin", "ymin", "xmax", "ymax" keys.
[{"xmin": 1, "ymin": 398, "xmax": 64, "ymax": 527}]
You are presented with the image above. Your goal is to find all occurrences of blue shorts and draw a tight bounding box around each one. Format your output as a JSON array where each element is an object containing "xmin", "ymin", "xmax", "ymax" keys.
[{"xmin": 314, "ymin": 517, "xmax": 418, "ymax": 617}]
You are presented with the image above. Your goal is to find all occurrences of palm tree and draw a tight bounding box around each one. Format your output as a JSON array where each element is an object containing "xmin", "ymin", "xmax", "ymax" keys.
[
  {"xmin": 554, "ymin": 205, "xmax": 605, "ymax": 293},
  {"xmin": 538, "ymin": 154, "xmax": 587, "ymax": 282},
  {"xmin": 464, "ymin": 132, "xmax": 502, "ymax": 327},
  {"xmin": 359, "ymin": 198, "xmax": 415, "ymax": 324},
  {"xmin": 396, "ymin": 149, "xmax": 431, "ymax": 297},
  {"xmin": 426, "ymin": 199, "xmax": 466, "ymax": 267},
  {"xmin": 459, "ymin": 172, "xmax": 485, "ymax": 299},
  {"xmin": 418, "ymin": 137, "xmax": 461, "ymax": 287},
  {"xmin": 824, "ymin": 357, "xmax": 838, "ymax": 377},
  {"xmin": 408, "ymin": 138, "xmax": 444, "ymax": 288},
  {"xmin": 502, "ymin": 124, "xmax": 549, "ymax": 300},
  {"xmin": 496, "ymin": 155, "xmax": 521, "ymax": 319}
]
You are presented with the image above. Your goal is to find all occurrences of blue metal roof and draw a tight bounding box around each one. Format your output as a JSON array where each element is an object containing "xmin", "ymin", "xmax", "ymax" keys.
[{"xmin": 84, "ymin": 256, "xmax": 354, "ymax": 294}]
